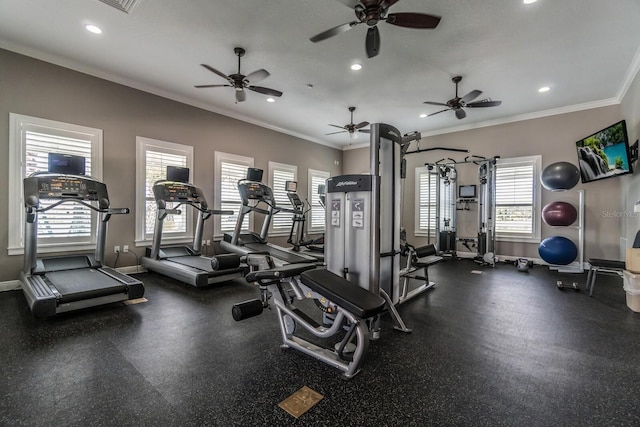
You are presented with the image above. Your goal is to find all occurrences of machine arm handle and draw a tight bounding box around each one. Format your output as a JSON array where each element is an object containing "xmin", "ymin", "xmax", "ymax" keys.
[
  {"xmin": 107, "ymin": 208, "xmax": 130, "ymax": 214},
  {"xmin": 207, "ymin": 209, "xmax": 234, "ymax": 216}
]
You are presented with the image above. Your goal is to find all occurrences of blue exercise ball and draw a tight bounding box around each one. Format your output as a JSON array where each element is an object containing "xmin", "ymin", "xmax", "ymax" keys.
[
  {"xmin": 540, "ymin": 162, "xmax": 580, "ymax": 191},
  {"xmin": 538, "ymin": 236, "xmax": 578, "ymax": 265},
  {"xmin": 542, "ymin": 201, "xmax": 578, "ymax": 226}
]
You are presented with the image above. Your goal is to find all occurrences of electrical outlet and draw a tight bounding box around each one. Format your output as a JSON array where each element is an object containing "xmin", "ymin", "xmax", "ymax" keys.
[
  {"xmin": 202, "ymin": 240, "xmax": 206, "ymax": 247},
  {"xmin": 123, "ymin": 245, "xmax": 129, "ymax": 253},
  {"xmin": 206, "ymin": 240, "xmax": 211, "ymax": 246},
  {"xmin": 114, "ymin": 245, "xmax": 120, "ymax": 253}
]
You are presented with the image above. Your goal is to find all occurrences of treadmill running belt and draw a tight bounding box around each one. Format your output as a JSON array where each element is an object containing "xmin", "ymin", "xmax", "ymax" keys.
[
  {"xmin": 244, "ymin": 243, "xmax": 312, "ymax": 264},
  {"xmin": 166, "ymin": 256, "xmax": 215, "ymax": 271},
  {"xmin": 46, "ymin": 269, "xmax": 127, "ymax": 302}
]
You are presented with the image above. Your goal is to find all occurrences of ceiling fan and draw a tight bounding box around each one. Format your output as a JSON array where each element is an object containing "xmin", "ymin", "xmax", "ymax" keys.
[
  {"xmin": 423, "ymin": 76, "xmax": 502, "ymax": 120},
  {"xmin": 310, "ymin": 0, "xmax": 441, "ymax": 58},
  {"xmin": 195, "ymin": 47, "xmax": 283, "ymax": 103},
  {"xmin": 326, "ymin": 106, "xmax": 370, "ymax": 138}
]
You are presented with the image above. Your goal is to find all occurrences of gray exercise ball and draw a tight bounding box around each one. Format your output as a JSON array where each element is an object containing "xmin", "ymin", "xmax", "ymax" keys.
[{"xmin": 540, "ymin": 161, "xmax": 580, "ymax": 191}]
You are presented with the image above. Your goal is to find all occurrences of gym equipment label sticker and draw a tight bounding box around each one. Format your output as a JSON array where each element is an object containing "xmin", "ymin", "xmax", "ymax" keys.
[
  {"xmin": 331, "ymin": 199, "xmax": 340, "ymax": 226},
  {"xmin": 352, "ymin": 198, "xmax": 364, "ymax": 228}
]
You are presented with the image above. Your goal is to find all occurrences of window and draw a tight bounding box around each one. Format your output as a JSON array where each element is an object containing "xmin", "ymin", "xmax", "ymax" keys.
[
  {"xmin": 214, "ymin": 152, "xmax": 254, "ymax": 239},
  {"xmin": 135, "ymin": 137, "xmax": 193, "ymax": 245},
  {"xmin": 308, "ymin": 169, "xmax": 330, "ymax": 233},
  {"xmin": 495, "ymin": 155, "xmax": 541, "ymax": 241},
  {"xmin": 8, "ymin": 113, "xmax": 103, "ymax": 255},
  {"xmin": 269, "ymin": 162, "xmax": 298, "ymax": 236},
  {"xmin": 415, "ymin": 166, "xmax": 437, "ymax": 236}
]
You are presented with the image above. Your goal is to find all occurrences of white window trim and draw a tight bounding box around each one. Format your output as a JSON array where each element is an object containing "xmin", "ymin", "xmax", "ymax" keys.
[
  {"xmin": 308, "ymin": 169, "xmax": 330, "ymax": 234},
  {"xmin": 135, "ymin": 136, "xmax": 194, "ymax": 247},
  {"xmin": 8, "ymin": 113, "xmax": 103, "ymax": 256},
  {"xmin": 495, "ymin": 155, "xmax": 542, "ymax": 243},
  {"xmin": 268, "ymin": 161, "xmax": 298, "ymax": 237},
  {"xmin": 214, "ymin": 151, "xmax": 255, "ymax": 240},
  {"xmin": 414, "ymin": 166, "xmax": 434, "ymax": 237}
]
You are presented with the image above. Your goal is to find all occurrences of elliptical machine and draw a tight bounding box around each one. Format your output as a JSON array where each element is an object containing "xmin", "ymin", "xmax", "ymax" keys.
[{"xmin": 285, "ymin": 181, "xmax": 324, "ymax": 253}]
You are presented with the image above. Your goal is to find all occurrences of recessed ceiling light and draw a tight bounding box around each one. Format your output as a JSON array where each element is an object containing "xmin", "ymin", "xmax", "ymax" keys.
[
  {"xmin": 266, "ymin": 97, "xmax": 275, "ymax": 103},
  {"xmin": 306, "ymin": 84, "xmax": 314, "ymax": 89},
  {"xmin": 419, "ymin": 113, "xmax": 428, "ymax": 118},
  {"xmin": 85, "ymin": 24, "xmax": 102, "ymax": 34},
  {"xmin": 523, "ymin": 0, "xmax": 538, "ymax": 4},
  {"xmin": 350, "ymin": 63, "xmax": 362, "ymax": 71},
  {"xmin": 538, "ymin": 86, "xmax": 550, "ymax": 93}
]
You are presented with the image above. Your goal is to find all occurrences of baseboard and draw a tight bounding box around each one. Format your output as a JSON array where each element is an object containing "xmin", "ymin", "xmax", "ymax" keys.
[
  {"xmin": 115, "ymin": 265, "xmax": 146, "ymax": 274},
  {"xmin": 0, "ymin": 280, "xmax": 21, "ymax": 292}
]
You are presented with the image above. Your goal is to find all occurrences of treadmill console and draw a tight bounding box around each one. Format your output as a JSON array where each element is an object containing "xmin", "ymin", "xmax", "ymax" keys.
[
  {"xmin": 238, "ymin": 181, "xmax": 276, "ymax": 205},
  {"xmin": 153, "ymin": 181, "xmax": 204, "ymax": 203},
  {"xmin": 24, "ymin": 174, "xmax": 108, "ymax": 206}
]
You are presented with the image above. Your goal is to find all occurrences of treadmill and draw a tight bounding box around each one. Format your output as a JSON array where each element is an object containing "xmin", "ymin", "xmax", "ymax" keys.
[
  {"xmin": 220, "ymin": 174, "xmax": 320, "ymax": 265},
  {"xmin": 20, "ymin": 166, "xmax": 144, "ymax": 318},
  {"xmin": 141, "ymin": 175, "xmax": 245, "ymax": 287}
]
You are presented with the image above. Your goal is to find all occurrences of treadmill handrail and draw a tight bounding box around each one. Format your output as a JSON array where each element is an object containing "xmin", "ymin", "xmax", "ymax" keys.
[{"xmin": 34, "ymin": 199, "xmax": 129, "ymax": 215}]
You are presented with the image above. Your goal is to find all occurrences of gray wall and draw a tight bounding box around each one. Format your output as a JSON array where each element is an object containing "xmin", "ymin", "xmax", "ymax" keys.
[
  {"xmin": 344, "ymin": 105, "xmax": 627, "ymax": 261},
  {"xmin": 0, "ymin": 49, "xmax": 342, "ymax": 282},
  {"xmin": 621, "ymin": 68, "xmax": 640, "ymax": 255}
]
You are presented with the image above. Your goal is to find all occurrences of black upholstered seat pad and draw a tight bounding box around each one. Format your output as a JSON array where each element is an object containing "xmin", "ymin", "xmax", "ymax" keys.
[{"xmin": 300, "ymin": 269, "xmax": 386, "ymax": 319}]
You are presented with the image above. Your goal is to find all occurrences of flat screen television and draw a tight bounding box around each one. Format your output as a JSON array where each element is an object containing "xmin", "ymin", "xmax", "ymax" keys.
[
  {"xmin": 166, "ymin": 165, "xmax": 189, "ymax": 183},
  {"xmin": 458, "ymin": 184, "xmax": 477, "ymax": 198},
  {"xmin": 48, "ymin": 153, "xmax": 85, "ymax": 175},
  {"xmin": 576, "ymin": 119, "xmax": 633, "ymax": 184}
]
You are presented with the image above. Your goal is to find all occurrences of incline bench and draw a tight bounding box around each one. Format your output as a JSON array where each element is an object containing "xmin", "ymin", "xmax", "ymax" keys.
[{"xmin": 233, "ymin": 263, "xmax": 386, "ymax": 378}]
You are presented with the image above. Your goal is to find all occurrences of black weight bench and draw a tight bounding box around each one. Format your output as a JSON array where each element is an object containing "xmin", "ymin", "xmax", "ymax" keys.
[
  {"xmin": 300, "ymin": 268, "xmax": 386, "ymax": 319},
  {"xmin": 237, "ymin": 264, "xmax": 386, "ymax": 378}
]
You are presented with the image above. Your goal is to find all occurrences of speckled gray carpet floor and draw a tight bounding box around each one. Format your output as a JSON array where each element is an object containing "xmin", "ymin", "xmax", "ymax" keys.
[{"xmin": 1, "ymin": 259, "xmax": 639, "ymax": 426}]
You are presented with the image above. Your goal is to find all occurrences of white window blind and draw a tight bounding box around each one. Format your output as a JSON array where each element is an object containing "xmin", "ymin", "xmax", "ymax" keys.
[
  {"xmin": 135, "ymin": 137, "xmax": 193, "ymax": 244},
  {"xmin": 8, "ymin": 114, "xmax": 103, "ymax": 255},
  {"xmin": 214, "ymin": 152, "xmax": 254, "ymax": 238},
  {"xmin": 415, "ymin": 167, "xmax": 437, "ymax": 235},
  {"xmin": 308, "ymin": 169, "xmax": 329, "ymax": 232},
  {"xmin": 144, "ymin": 150, "xmax": 188, "ymax": 236},
  {"xmin": 269, "ymin": 162, "xmax": 297, "ymax": 235},
  {"xmin": 495, "ymin": 156, "xmax": 541, "ymax": 241}
]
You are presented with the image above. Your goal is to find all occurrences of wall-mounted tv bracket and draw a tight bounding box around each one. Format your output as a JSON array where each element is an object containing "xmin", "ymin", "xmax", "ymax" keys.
[{"xmin": 630, "ymin": 140, "xmax": 638, "ymax": 164}]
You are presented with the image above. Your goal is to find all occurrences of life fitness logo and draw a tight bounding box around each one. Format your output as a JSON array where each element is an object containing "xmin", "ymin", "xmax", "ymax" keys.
[{"xmin": 335, "ymin": 180, "xmax": 358, "ymax": 187}]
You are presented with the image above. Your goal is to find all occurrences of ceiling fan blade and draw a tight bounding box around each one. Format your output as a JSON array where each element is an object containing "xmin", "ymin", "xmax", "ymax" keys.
[
  {"xmin": 358, "ymin": 129, "xmax": 371, "ymax": 134},
  {"xmin": 354, "ymin": 121, "xmax": 370, "ymax": 129},
  {"xmin": 194, "ymin": 84, "xmax": 232, "ymax": 88},
  {"xmin": 310, "ymin": 21, "xmax": 360, "ymax": 43},
  {"xmin": 326, "ymin": 130, "xmax": 348, "ymax": 135},
  {"xmin": 427, "ymin": 108, "xmax": 450, "ymax": 117},
  {"xmin": 455, "ymin": 108, "xmax": 466, "ymax": 119},
  {"xmin": 385, "ymin": 12, "xmax": 441, "ymax": 29},
  {"xmin": 466, "ymin": 100, "xmax": 503, "ymax": 108},
  {"xmin": 329, "ymin": 124, "xmax": 347, "ymax": 130},
  {"xmin": 248, "ymin": 86, "xmax": 283, "ymax": 97},
  {"xmin": 236, "ymin": 89, "xmax": 246, "ymax": 103},
  {"xmin": 245, "ymin": 69, "xmax": 270, "ymax": 83},
  {"xmin": 460, "ymin": 89, "xmax": 482, "ymax": 104},
  {"xmin": 366, "ymin": 26, "xmax": 381, "ymax": 58},
  {"xmin": 201, "ymin": 64, "xmax": 230, "ymax": 81},
  {"xmin": 423, "ymin": 101, "xmax": 449, "ymax": 107}
]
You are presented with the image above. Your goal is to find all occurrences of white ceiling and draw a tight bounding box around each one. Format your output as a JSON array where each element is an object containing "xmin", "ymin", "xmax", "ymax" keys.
[{"xmin": 1, "ymin": 0, "xmax": 639, "ymax": 149}]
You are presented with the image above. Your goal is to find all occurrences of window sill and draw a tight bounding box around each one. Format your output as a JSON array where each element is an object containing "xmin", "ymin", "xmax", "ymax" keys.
[
  {"xmin": 135, "ymin": 236, "xmax": 194, "ymax": 247},
  {"xmin": 8, "ymin": 243, "xmax": 97, "ymax": 256}
]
